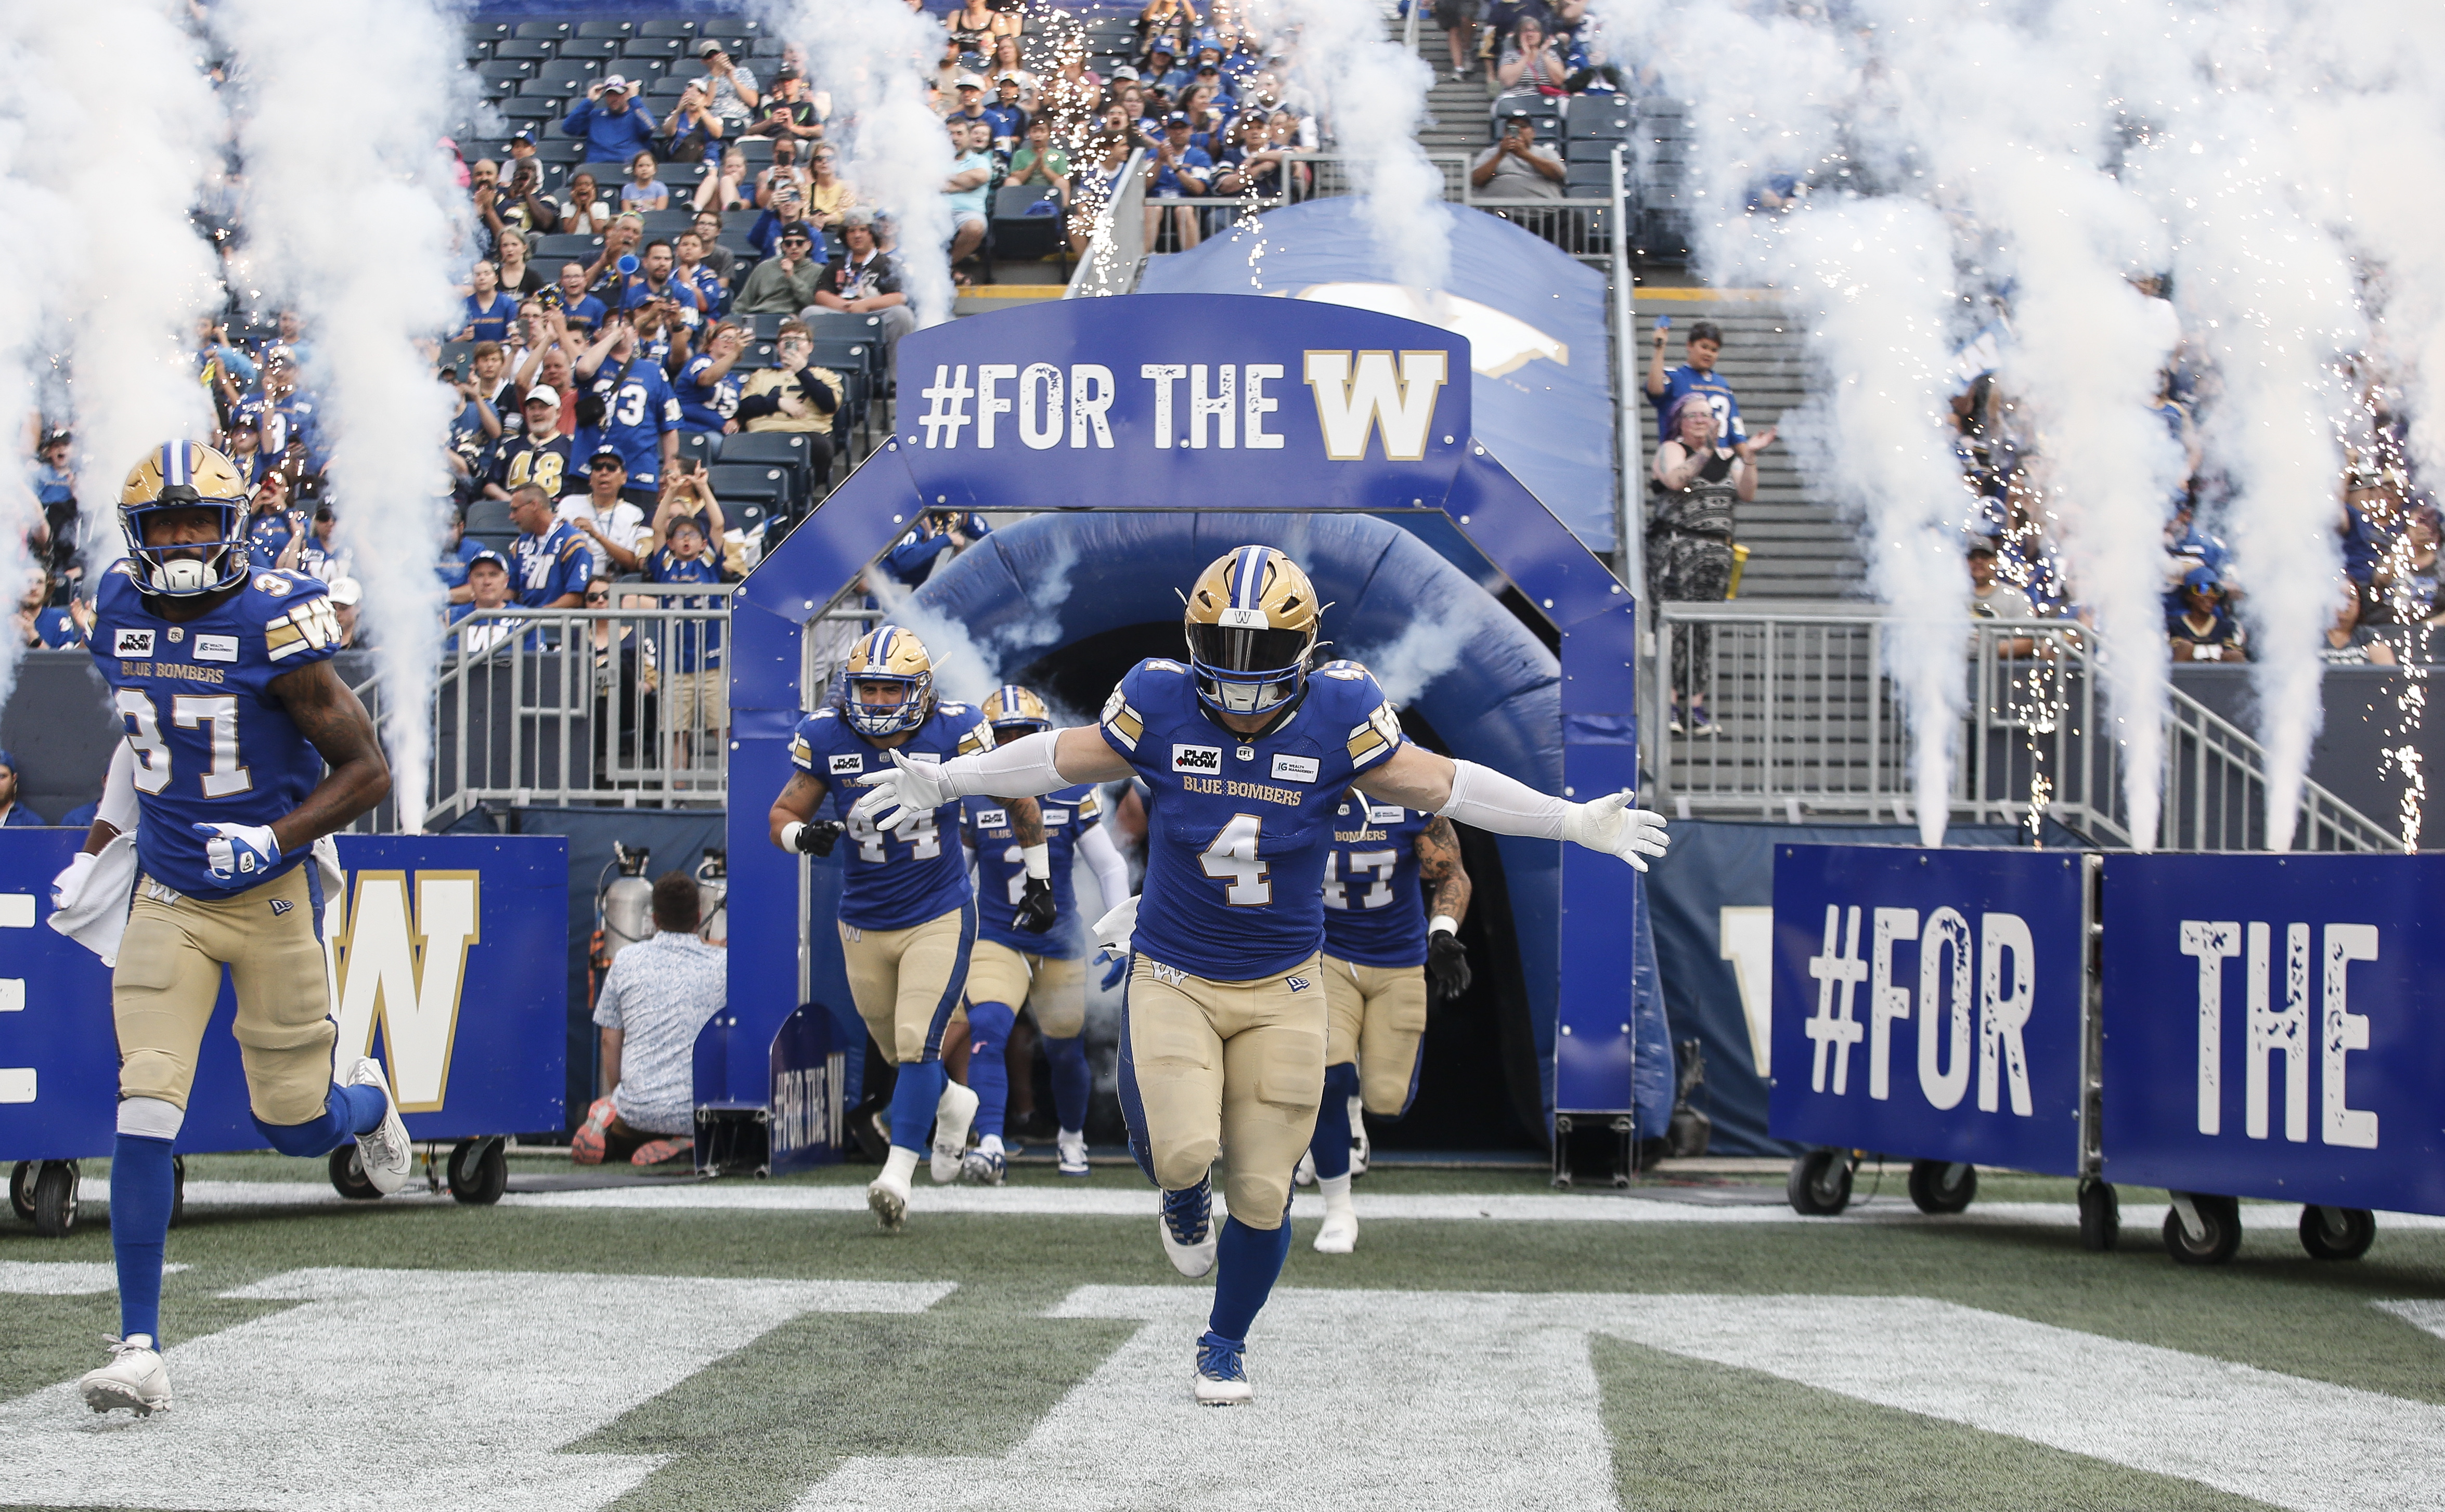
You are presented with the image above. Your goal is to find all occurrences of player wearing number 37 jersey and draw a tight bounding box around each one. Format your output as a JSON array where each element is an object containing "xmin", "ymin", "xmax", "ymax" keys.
[
  {"xmin": 53, "ymin": 442, "xmax": 405, "ymax": 1419},
  {"xmin": 850, "ymin": 544, "xmax": 1671, "ymax": 1407}
]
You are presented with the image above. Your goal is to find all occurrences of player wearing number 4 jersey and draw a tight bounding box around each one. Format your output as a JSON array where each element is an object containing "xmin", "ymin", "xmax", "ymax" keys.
[
  {"xmin": 767, "ymin": 626, "xmax": 1051, "ymax": 1232},
  {"xmin": 851, "ymin": 545, "xmax": 1670, "ymax": 1406},
  {"xmin": 50, "ymin": 442, "xmax": 403, "ymax": 1418}
]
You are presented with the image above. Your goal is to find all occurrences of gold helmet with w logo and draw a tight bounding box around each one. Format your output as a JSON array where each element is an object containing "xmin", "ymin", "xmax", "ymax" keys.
[
  {"xmin": 981, "ymin": 684, "xmax": 1051, "ymax": 739},
  {"xmin": 119, "ymin": 441, "xmax": 254, "ymax": 597},
  {"xmin": 839, "ymin": 623, "xmax": 936, "ymax": 737},
  {"xmin": 1182, "ymin": 545, "xmax": 1319, "ymax": 715}
]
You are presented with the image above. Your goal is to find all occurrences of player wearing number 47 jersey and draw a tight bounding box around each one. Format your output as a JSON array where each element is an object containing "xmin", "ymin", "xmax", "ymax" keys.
[
  {"xmin": 852, "ymin": 545, "xmax": 1671, "ymax": 1407},
  {"xmin": 767, "ymin": 626, "xmax": 1052, "ymax": 1233},
  {"xmin": 48, "ymin": 442, "xmax": 405, "ymax": 1418}
]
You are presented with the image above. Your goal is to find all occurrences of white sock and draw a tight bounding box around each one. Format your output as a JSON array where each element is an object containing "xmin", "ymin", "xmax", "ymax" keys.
[
  {"xmin": 1059, "ymin": 1127, "xmax": 1083, "ymax": 1144},
  {"xmin": 123, "ymin": 1333, "xmax": 155, "ymax": 1351},
  {"xmin": 881, "ymin": 1146, "xmax": 920, "ymax": 1187},
  {"xmin": 1318, "ymin": 1171, "xmax": 1354, "ymax": 1217},
  {"xmin": 978, "ymin": 1133, "xmax": 1004, "ymax": 1156}
]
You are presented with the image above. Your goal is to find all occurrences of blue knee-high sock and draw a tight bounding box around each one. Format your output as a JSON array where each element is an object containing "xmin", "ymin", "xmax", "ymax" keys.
[
  {"xmin": 964, "ymin": 1001, "xmax": 1015, "ymax": 1139},
  {"xmin": 111, "ymin": 1133, "xmax": 176, "ymax": 1344},
  {"xmin": 253, "ymin": 1082, "xmax": 386, "ymax": 1158},
  {"xmin": 887, "ymin": 1059, "xmax": 949, "ymax": 1152},
  {"xmin": 1207, "ymin": 1215, "xmax": 1294, "ymax": 1343},
  {"xmin": 1045, "ymin": 1034, "xmax": 1091, "ymax": 1133},
  {"xmin": 1309, "ymin": 1062, "xmax": 1359, "ymax": 1180}
]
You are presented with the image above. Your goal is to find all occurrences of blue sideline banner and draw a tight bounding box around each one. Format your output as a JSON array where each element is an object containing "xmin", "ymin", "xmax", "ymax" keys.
[
  {"xmin": 2100, "ymin": 854, "xmax": 2445, "ymax": 1215},
  {"xmin": 1769, "ymin": 845, "xmax": 2088, "ymax": 1175},
  {"xmin": 0, "ymin": 831, "xmax": 567, "ymax": 1161}
]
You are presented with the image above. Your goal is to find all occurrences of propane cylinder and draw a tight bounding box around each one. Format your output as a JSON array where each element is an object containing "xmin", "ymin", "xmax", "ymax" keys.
[
  {"xmin": 694, "ymin": 849, "xmax": 729, "ymax": 946},
  {"xmin": 599, "ymin": 842, "xmax": 655, "ymax": 961}
]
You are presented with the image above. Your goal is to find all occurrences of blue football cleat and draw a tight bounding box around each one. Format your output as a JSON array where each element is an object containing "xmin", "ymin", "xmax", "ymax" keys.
[
  {"xmin": 1158, "ymin": 1178, "xmax": 1218, "ymax": 1278},
  {"xmin": 1193, "ymin": 1329, "xmax": 1252, "ymax": 1405}
]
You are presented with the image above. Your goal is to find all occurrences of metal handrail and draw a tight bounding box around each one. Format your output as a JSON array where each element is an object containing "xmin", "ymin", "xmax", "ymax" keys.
[{"xmin": 1649, "ymin": 602, "xmax": 2395, "ymax": 852}]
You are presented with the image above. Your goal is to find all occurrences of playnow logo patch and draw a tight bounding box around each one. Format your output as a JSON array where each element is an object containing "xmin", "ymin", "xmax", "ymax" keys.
[{"xmin": 1171, "ymin": 744, "xmax": 1221, "ymax": 775}]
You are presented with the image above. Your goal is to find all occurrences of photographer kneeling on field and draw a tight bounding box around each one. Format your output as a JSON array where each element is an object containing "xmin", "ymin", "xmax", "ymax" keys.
[{"xmin": 577, "ymin": 871, "xmax": 726, "ymax": 1167}]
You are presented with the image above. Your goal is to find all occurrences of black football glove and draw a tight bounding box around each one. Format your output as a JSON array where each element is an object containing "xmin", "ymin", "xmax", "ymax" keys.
[
  {"xmin": 1427, "ymin": 928, "xmax": 1471, "ymax": 998},
  {"xmin": 792, "ymin": 819, "xmax": 842, "ymax": 857},
  {"xmin": 1017, "ymin": 874, "xmax": 1058, "ymax": 934}
]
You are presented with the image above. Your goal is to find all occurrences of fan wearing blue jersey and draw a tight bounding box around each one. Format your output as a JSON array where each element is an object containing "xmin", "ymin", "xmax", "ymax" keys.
[
  {"xmin": 1299, "ymin": 671, "xmax": 1474, "ymax": 1256},
  {"xmin": 47, "ymin": 442, "xmax": 403, "ymax": 1418},
  {"xmin": 955, "ymin": 685, "xmax": 1135, "ymax": 1183},
  {"xmin": 851, "ymin": 545, "xmax": 1670, "ymax": 1405},
  {"xmin": 766, "ymin": 625, "xmax": 1049, "ymax": 1233}
]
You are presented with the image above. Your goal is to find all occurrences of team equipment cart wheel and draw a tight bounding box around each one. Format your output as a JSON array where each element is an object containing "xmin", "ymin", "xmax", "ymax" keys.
[
  {"xmin": 8, "ymin": 1160, "xmax": 32, "ymax": 1221},
  {"xmin": 1907, "ymin": 1159, "xmax": 1977, "ymax": 1215},
  {"xmin": 448, "ymin": 1138, "xmax": 509, "ymax": 1205},
  {"xmin": 2298, "ymin": 1205, "xmax": 2375, "ymax": 1261},
  {"xmin": 2163, "ymin": 1191, "xmax": 2242, "ymax": 1266},
  {"xmin": 328, "ymin": 1146, "xmax": 384, "ymax": 1201},
  {"xmin": 31, "ymin": 1159, "xmax": 80, "ymax": 1238},
  {"xmin": 2077, "ymin": 1178, "xmax": 2119, "ymax": 1252},
  {"xmin": 1787, "ymin": 1149, "xmax": 1855, "ymax": 1216}
]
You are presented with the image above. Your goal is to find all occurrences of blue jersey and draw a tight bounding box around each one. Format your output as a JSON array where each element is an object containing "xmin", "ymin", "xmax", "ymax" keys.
[
  {"xmin": 1320, "ymin": 794, "xmax": 1431, "ymax": 969},
  {"xmin": 790, "ymin": 699, "xmax": 992, "ymax": 931},
  {"xmin": 245, "ymin": 509, "xmax": 303, "ymax": 572},
  {"xmin": 645, "ymin": 546, "xmax": 725, "ymax": 671},
  {"xmin": 512, "ymin": 518, "xmax": 596, "ymax": 607},
  {"xmin": 961, "ymin": 783, "xmax": 1103, "ymax": 958},
  {"xmin": 585, "ymin": 359, "xmax": 680, "ymax": 486},
  {"xmin": 90, "ymin": 563, "xmax": 342, "ymax": 901},
  {"xmin": 1100, "ymin": 658, "xmax": 1400, "ymax": 980},
  {"xmin": 1648, "ymin": 363, "xmax": 1747, "ymax": 441},
  {"xmin": 676, "ymin": 354, "xmax": 742, "ymax": 434}
]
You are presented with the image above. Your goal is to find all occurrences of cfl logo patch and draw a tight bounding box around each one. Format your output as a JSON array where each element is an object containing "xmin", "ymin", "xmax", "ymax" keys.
[{"xmin": 1148, "ymin": 961, "xmax": 1187, "ymax": 986}]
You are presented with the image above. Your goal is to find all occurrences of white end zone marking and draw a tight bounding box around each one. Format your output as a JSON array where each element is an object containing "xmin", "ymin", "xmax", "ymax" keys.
[
  {"xmin": 0, "ymin": 1268, "xmax": 953, "ymax": 1512},
  {"xmin": 0, "ymin": 1262, "xmax": 187, "ymax": 1295}
]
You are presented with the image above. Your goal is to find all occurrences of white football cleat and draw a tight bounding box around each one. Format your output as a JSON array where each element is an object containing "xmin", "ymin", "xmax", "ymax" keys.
[
  {"xmin": 1315, "ymin": 1171, "xmax": 1357, "ymax": 1253},
  {"xmin": 1056, "ymin": 1129, "xmax": 1091, "ymax": 1177},
  {"xmin": 930, "ymin": 1080, "xmax": 979, "ymax": 1184},
  {"xmin": 1159, "ymin": 1179, "xmax": 1218, "ymax": 1278},
  {"xmin": 1193, "ymin": 1330, "xmax": 1253, "ymax": 1406},
  {"xmin": 1293, "ymin": 1149, "xmax": 1316, "ymax": 1187},
  {"xmin": 867, "ymin": 1170, "xmax": 910, "ymax": 1233},
  {"xmin": 80, "ymin": 1336, "xmax": 172, "ymax": 1417},
  {"xmin": 348, "ymin": 1057, "xmax": 412, "ymax": 1195}
]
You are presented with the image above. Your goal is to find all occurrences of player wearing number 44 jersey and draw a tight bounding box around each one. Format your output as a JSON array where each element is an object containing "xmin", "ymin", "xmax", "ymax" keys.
[
  {"xmin": 852, "ymin": 545, "xmax": 1670, "ymax": 1407},
  {"xmin": 48, "ymin": 442, "xmax": 405, "ymax": 1418},
  {"xmin": 767, "ymin": 627, "xmax": 1052, "ymax": 1233}
]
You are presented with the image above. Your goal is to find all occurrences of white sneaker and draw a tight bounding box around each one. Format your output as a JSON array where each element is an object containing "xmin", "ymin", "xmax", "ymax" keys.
[
  {"xmin": 867, "ymin": 1170, "xmax": 910, "ymax": 1233},
  {"xmin": 1158, "ymin": 1179, "xmax": 1219, "ymax": 1279},
  {"xmin": 959, "ymin": 1146, "xmax": 1006, "ymax": 1185},
  {"xmin": 1293, "ymin": 1149, "xmax": 1316, "ymax": 1187},
  {"xmin": 1315, "ymin": 1172, "xmax": 1357, "ymax": 1254},
  {"xmin": 1193, "ymin": 1330, "xmax": 1252, "ymax": 1406},
  {"xmin": 347, "ymin": 1057, "xmax": 412, "ymax": 1195},
  {"xmin": 79, "ymin": 1335, "xmax": 171, "ymax": 1416},
  {"xmin": 1349, "ymin": 1095, "xmax": 1371, "ymax": 1178},
  {"xmin": 1056, "ymin": 1129, "xmax": 1091, "ymax": 1177},
  {"xmin": 930, "ymin": 1081, "xmax": 979, "ymax": 1184}
]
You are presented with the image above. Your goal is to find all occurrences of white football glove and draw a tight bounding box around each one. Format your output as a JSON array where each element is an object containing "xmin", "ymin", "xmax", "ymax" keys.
[
  {"xmin": 192, "ymin": 822, "xmax": 282, "ymax": 884},
  {"xmin": 849, "ymin": 748, "xmax": 953, "ymax": 832},
  {"xmin": 1560, "ymin": 791, "xmax": 1671, "ymax": 872},
  {"xmin": 49, "ymin": 851, "xmax": 97, "ymax": 913}
]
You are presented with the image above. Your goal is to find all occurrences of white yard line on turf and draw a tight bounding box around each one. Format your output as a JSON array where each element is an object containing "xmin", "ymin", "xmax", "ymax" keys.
[
  {"xmin": 114, "ymin": 1179, "xmax": 2445, "ymax": 1230},
  {"xmin": 0, "ymin": 1262, "xmax": 187, "ymax": 1295}
]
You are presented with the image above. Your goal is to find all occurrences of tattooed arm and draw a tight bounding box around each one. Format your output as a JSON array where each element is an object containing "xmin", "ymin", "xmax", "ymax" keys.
[
  {"xmin": 1416, "ymin": 815, "xmax": 1472, "ymax": 927},
  {"xmin": 266, "ymin": 659, "xmax": 393, "ymax": 848}
]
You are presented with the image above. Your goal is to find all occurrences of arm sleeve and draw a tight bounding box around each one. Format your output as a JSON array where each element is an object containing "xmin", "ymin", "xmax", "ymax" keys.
[
  {"xmin": 1435, "ymin": 759, "xmax": 1568, "ymax": 840},
  {"xmin": 934, "ymin": 728, "xmax": 1070, "ymax": 803},
  {"xmin": 97, "ymin": 739, "xmax": 140, "ymax": 833},
  {"xmin": 1076, "ymin": 818, "xmax": 1132, "ymax": 915}
]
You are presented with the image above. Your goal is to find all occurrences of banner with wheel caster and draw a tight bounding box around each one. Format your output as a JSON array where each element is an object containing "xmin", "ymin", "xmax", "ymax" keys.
[
  {"xmin": 0, "ymin": 829, "xmax": 566, "ymax": 1177},
  {"xmin": 2099, "ymin": 853, "xmax": 2445, "ymax": 1259},
  {"xmin": 1769, "ymin": 845, "xmax": 2092, "ymax": 1198}
]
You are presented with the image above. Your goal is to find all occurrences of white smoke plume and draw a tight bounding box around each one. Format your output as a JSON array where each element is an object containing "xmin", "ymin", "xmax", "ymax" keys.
[
  {"xmin": 1344, "ymin": 611, "xmax": 1464, "ymax": 708},
  {"xmin": 0, "ymin": 17, "xmax": 65, "ymax": 714},
  {"xmin": 17, "ymin": 4, "xmax": 225, "ymax": 573},
  {"xmin": 216, "ymin": 0, "xmax": 473, "ymax": 830},
  {"xmin": 1252, "ymin": 0, "xmax": 1450, "ymax": 294},
  {"xmin": 771, "ymin": 0, "xmax": 958, "ymax": 327}
]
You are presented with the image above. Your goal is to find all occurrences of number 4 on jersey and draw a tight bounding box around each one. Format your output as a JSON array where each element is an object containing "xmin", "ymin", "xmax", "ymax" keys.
[{"xmin": 1199, "ymin": 813, "xmax": 1270, "ymax": 905}]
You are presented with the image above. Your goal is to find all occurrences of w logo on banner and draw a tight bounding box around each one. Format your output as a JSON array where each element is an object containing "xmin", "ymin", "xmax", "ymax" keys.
[
  {"xmin": 1303, "ymin": 350, "xmax": 1448, "ymax": 461},
  {"xmin": 332, "ymin": 872, "xmax": 482, "ymax": 1112}
]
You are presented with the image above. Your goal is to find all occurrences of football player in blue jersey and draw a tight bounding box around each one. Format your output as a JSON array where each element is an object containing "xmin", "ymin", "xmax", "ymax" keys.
[
  {"xmin": 1298, "ymin": 663, "xmax": 1474, "ymax": 1255},
  {"xmin": 851, "ymin": 545, "xmax": 1668, "ymax": 1404},
  {"xmin": 48, "ymin": 442, "xmax": 405, "ymax": 1417},
  {"xmin": 767, "ymin": 626, "xmax": 1051, "ymax": 1232},
  {"xmin": 955, "ymin": 685, "xmax": 1134, "ymax": 1183}
]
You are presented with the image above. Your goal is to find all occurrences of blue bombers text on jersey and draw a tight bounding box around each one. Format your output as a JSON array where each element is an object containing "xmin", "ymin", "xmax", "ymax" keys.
[
  {"xmin": 90, "ymin": 564, "xmax": 341, "ymax": 902},
  {"xmin": 1321, "ymin": 795, "xmax": 1431, "ymax": 969},
  {"xmin": 962, "ymin": 784, "xmax": 1103, "ymax": 958},
  {"xmin": 1099, "ymin": 658, "xmax": 1401, "ymax": 980},
  {"xmin": 790, "ymin": 700, "xmax": 993, "ymax": 931}
]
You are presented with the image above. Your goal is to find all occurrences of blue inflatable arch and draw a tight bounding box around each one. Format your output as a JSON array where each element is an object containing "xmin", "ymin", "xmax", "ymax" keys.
[{"xmin": 715, "ymin": 294, "xmax": 1663, "ymax": 1140}]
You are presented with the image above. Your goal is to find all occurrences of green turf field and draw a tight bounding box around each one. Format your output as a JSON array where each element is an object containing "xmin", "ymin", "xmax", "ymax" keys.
[{"xmin": 3, "ymin": 1154, "xmax": 2441, "ymax": 1511}]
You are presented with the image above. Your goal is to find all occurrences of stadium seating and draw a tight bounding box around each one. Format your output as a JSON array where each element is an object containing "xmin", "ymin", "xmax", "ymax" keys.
[{"xmin": 720, "ymin": 432, "xmax": 820, "ymax": 509}]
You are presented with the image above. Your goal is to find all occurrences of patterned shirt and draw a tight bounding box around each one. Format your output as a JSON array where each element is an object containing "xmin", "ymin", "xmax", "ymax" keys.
[{"xmin": 592, "ymin": 931, "xmax": 727, "ymax": 1135}]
